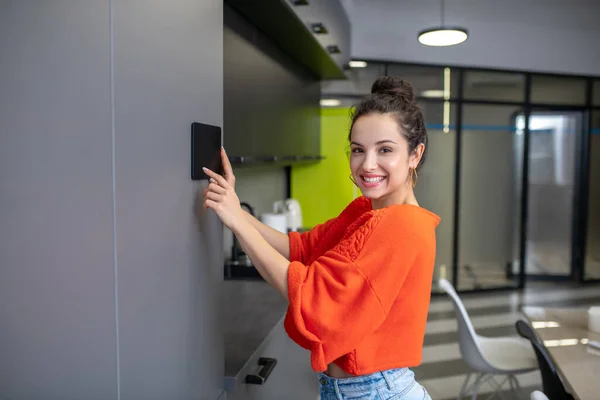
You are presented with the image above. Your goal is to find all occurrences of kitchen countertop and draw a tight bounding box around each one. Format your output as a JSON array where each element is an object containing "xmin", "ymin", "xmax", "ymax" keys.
[{"xmin": 223, "ymin": 279, "xmax": 288, "ymax": 378}]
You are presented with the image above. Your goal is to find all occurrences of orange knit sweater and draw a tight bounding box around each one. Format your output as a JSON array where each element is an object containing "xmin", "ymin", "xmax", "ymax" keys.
[{"xmin": 284, "ymin": 196, "xmax": 440, "ymax": 375}]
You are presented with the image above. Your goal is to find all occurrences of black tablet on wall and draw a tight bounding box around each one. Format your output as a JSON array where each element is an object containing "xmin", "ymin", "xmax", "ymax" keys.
[{"xmin": 191, "ymin": 122, "xmax": 223, "ymax": 180}]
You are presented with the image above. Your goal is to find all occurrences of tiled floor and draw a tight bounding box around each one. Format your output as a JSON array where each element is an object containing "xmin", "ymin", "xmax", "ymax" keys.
[{"xmin": 415, "ymin": 282, "xmax": 600, "ymax": 400}]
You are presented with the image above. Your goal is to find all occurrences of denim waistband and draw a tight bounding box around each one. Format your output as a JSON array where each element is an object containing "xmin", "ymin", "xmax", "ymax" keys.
[{"xmin": 317, "ymin": 368, "xmax": 415, "ymax": 394}]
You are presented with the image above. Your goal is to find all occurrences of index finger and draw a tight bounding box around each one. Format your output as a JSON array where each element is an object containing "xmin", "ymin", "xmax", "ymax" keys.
[
  {"xmin": 202, "ymin": 167, "xmax": 228, "ymax": 188},
  {"xmin": 221, "ymin": 147, "xmax": 234, "ymax": 184}
]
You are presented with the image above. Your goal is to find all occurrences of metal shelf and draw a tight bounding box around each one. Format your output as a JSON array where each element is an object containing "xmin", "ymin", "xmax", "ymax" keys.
[{"xmin": 229, "ymin": 155, "xmax": 325, "ymax": 167}]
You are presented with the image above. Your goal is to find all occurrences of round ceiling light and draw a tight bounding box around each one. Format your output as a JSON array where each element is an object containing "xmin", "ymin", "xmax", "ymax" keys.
[{"xmin": 418, "ymin": 27, "xmax": 468, "ymax": 46}]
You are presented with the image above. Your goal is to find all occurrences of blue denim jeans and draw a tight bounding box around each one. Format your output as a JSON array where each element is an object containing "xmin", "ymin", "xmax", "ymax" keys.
[{"xmin": 318, "ymin": 368, "xmax": 431, "ymax": 400}]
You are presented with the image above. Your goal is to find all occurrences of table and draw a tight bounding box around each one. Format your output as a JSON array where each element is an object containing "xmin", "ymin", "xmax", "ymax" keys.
[{"xmin": 522, "ymin": 306, "xmax": 600, "ymax": 400}]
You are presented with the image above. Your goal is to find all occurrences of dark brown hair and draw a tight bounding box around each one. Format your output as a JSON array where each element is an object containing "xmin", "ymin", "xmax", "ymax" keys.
[{"xmin": 349, "ymin": 76, "xmax": 428, "ymax": 169}]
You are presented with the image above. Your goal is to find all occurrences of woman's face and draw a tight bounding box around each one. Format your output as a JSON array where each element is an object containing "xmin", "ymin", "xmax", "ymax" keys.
[{"xmin": 349, "ymin": 113, "xmax": 420, "ymax": 203}]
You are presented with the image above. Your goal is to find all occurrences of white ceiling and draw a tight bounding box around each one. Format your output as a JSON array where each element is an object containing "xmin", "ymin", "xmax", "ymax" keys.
[
  {"xmin": 341, "ymin": 0, "xmax": 600, "ymax": 30},
  {"xmin": 340, "ymin": 0, "xmax": 600, "ymax": 76}
]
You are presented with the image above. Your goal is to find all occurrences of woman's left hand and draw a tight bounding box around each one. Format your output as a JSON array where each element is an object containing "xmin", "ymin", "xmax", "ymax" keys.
[{"xmin": 202, "ymin": 162, "xmax": 245, "ymax": 232}]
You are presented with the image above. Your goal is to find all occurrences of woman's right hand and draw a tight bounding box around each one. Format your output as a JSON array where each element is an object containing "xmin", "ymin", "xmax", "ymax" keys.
[
  {"xmin": 203, "ymin": 148, "xmax": 235, "ymax": 198},
  {"xmin": 202, "ymin": 148, "xmax": 251, "ymax": 233}
]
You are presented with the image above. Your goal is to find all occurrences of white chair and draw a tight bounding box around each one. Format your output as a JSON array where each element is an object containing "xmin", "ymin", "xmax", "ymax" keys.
[
  {"xmin": 530, "ymin": 390, "xmax": 550, "ymax": 400},
  {"xmin": 439, "ymin": 279, "xmax": 538, "ymax": 400}
]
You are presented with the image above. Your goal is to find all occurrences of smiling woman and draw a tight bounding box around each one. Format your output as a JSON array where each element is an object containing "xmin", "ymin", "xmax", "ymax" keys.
[
  {"xmin": 349, "ymin": 77, "xmax": 427, "ymax": 210},
  {"xmin": 203, "ymin": 76, "xmax": 438, "ymax": 400}
]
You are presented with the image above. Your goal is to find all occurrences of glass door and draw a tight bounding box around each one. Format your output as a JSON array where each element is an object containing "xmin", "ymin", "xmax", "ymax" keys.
[
  {"xmin": 517, "ymin": 110, "xmax": 584, "ymax": 279},
  {"xmin": 584, "ymin": 111, "xmax": 600, "ymax": 280}
]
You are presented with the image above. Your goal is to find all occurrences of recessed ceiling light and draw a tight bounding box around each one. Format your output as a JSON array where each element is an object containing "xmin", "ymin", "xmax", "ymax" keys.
[
  {"xmin": 320, "ymin": 99, "xmax": 341, "ymax": 107},
  {"xmin": 326, "ymin": 45, "xmax": 341, "ymax": 54},
  {"xmin": 349, "ymin": 61, "xmax": 368, "ymax": 68},
  {"xmin": 310, "ymin": 23, "xmax": 328, "ymax": 34}
]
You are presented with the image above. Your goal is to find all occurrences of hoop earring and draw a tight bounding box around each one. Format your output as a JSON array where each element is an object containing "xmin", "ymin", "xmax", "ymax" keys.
[
  {"xmin": 349, "ymin": 174, "xmax": 358, "ymax": 186},
  {"xmin": 410, "ymin": 168, "xmax": 418, "ymax": 188}
]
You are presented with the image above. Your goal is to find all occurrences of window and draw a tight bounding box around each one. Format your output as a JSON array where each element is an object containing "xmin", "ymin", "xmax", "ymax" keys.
[
  {"xmin": 585, "ymin": 111, "xmax": 600, "ymax": 279},
  {"xmin": 416, "ymin": 101, "xmax": 457, "ymax": 291},
  {"xmin": 458, "ymin": 105, "xmax": 523, "ymax": 290},
  {"xmin": 530, "ymin": 75, "xmax": 586, "ymax": 105},
  {"xmin": 463, "ymin": 71, "xmax": 525, "ymax": 102},
  {"xmin": 593, "ymin": 80, "xmax": 600, "ymax": 106}
]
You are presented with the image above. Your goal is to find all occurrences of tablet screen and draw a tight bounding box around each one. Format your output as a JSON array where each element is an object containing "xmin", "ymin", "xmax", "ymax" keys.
[{"xmin": 191, "ymin": 122, "xmax": 223, "ymax": 180}]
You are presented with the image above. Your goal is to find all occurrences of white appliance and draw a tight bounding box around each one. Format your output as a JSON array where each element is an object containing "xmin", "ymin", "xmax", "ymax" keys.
[
  {"xmin": 260, "ymin": 213, "xmax": 288, "ymax": 233},
  {"xmin": 273, "ymin": 198, "xmax": 303, "ymax": 232}
]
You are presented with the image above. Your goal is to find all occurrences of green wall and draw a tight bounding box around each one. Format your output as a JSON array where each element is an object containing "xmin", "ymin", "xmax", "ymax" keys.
[{"xmin": 291, "ymin": 108, "xmax": 358, "ymax": 228}]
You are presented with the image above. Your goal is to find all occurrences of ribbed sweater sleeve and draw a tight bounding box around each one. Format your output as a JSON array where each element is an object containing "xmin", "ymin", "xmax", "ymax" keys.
[
  {"xmin": 288, "ymin": 217, "xmax": 336, "ymax": 265},
  {"xmin": 283, "ymin": 207, "xmax": 426, "ymax": 372}
]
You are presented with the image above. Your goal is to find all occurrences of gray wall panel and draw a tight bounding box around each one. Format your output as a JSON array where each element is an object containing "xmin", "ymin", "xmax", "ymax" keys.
[
  {"xmin": 0, "ymin": 1, "xmax": 117, "ymax": 398},
  {"xmin": 113, "ymin": 1, "xmax": 224, "ymax": 399}
]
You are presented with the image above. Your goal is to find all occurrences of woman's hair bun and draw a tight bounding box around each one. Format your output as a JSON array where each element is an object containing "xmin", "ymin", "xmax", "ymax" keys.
[{"xmin": 371, "ymin": 76, "xmax": 416, "ymax": 103}]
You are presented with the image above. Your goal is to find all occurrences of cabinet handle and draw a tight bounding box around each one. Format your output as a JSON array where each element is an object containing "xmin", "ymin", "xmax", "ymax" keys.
[{"xmin": 245, "ymin": 357, "xmax": 278, "ymax": 385}]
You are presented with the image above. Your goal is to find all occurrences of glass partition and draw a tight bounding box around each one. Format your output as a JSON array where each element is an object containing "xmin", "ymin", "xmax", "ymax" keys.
[
  {"xmin": 416, "ymin": 101, "xmax": 456, "ymax": 292},
  {"xmin": 593, "ymin": 80, "xmax": 600, "ymax": 106},
  {"xmin": 524, "ymin": 110, "xmax": 582, "ymax": 277},
  {"xmin": 387, "ymin": 64, "xmax": 459, "ymax": 101},
  {"xmin": 585, "ymin": 112, "xmax": 600, "ymax": 279},
  {"xmin": 458, "ymin": 105, "xmax": 523, "ymax": 290},
  {"xmin": 531, "ymin": 75, "xmax": 587, "ymax": 105},
  {"xmin": 463, "ymin": 71, "xmax": 525, "ymax": 102}
]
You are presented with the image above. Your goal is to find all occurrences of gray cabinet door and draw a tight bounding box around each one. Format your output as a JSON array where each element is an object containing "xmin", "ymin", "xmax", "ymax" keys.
[
  {"xmin": 113, "ymin": 1, "xmax": 224, "ymax": 399},
  {"xmin": 228, "ymin": 320, "xmax": 319, "ymax": 400},
  {"xmin": 223, "ymin": 5, "xmax": 321, "ymax": 162},
  {"xmin": 1, "ymin": 1, "xmax": 225, "ymax": 399},
  {"xmin": 113, "ymin": 0, "xmax": 224, "ymax": 400},
  {"xmin": 0, "ymin": 2, "xmax": 117, "ymax": 398}
]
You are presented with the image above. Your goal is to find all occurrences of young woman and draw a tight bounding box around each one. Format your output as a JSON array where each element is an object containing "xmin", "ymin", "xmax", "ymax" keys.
[{"xmin": 203, "ymin": 76, "xmax": 438, "ymax": 400}]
